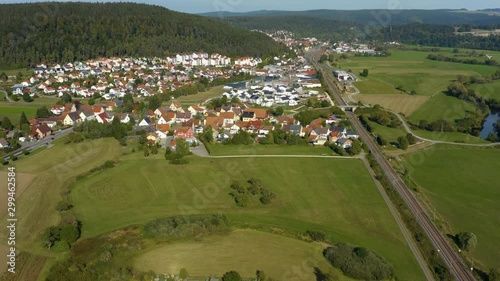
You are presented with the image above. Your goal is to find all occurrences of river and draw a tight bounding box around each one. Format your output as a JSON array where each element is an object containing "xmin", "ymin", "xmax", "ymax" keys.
[{"xmin": 480, "ymin": 110, "xmax": 500, "ymax": 139}]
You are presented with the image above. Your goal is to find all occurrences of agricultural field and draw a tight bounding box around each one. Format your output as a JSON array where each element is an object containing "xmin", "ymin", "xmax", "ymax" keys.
[
  {"xmin": 368, "ymin": 121, "xmax": 407, "ymax": 146},
  {"xmin": 409, "ymin": 92, "xmax": 477, "ymax": 123},
  {"xmin": 71, "ymin": 155, "xmax": 425, "ymax": 280},
  {"xmin": 0, "ymin": 138, "xmax": 123, "ymax": 254},
  {"xmin": 412, "ymin": 129, "xmax": 489, "ymax": 144},
  {"xmin": 403, "ymin": 147, "xmax": 500, "ymax": 270},
  {"xmin": 356, "ymin": 94, "xmax": 430, "ymax": 116},
  {"xmin": 0, "ymin": 68, "xmax": 34, "ymax": 78},
  {"xmin": 470, "ymin": 80, "xmax": 500, "ymax": 101},
  {"xmin": 339, "ymin": 48, "xmax": 500, "ymax": 115},
  {"xmin": 205, "ymin": 144, "xmax": 333, "ymax": 156},
  {"xmin": 135, "ymin": 229, "xmax": 346, "ymax": 281}
]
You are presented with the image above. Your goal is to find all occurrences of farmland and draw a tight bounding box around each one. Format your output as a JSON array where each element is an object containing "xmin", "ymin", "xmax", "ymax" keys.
[
  {"xmin": 71, "ymin": 154, "xmax": 425, "ymax": 280},
  {"xmin": 170, "ymin": 85, "xmax": 225, "ymax": 105},
  {"xmin": 205, "ymin": 143, "xmax": 333, "ymax": 156},
  {"xmin": 0, "ymin": 97, "xmax": 57, "ymax": 125},
  {"xmin": 409, "ymin": 92, "xmax": 477, "ymax": 123},
  {"xmin": 337, "ymin": 49, "xmax": 499, "ymax": 118},
  {"xmin": 135, "ymin": 229, "xmax": 345, "ymax": 281},
  {"xmin": 403, "ymin": 146, "xmax": 500, "ymax": 269}
]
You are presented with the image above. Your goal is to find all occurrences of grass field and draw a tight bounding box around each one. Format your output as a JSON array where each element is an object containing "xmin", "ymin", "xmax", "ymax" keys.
[
  {"xmin": 412, "ymin": 129, "xmax": 489, "ymax": 144},
  {"xmin": 172, "ymin": 85, "xmax": 225, "ymax": 105},
  {"xmin": 205, "ymin": 144, "xmax": 333, "ymax": 156},
  {"xmin": 340, "ymin": 49, "xmax": 499, "ymax": 115},
  {"xmin": 135, "ymin": 230, "xmax": 348, "ymax": 281},
  {"xmin": 356, "ymin": 94, "xmax": 430, "ymax": 116},
  {"xmin": 0, "ymin": 97, "xmax": 57, "ymax": 125},
  {"xmin": 71, "ymin": 155, "xmax": 425, "ymax": 280},
  {"xmin": 403, "ymin": 147, "xmax": 500, "ymax": 269},
  {"xmin": 470, "ymin": 80, "xmax": 500, "ymax": 101},
  {"xmin": 409, "ymin": 92, "xmax": 477, "ymax": 123},
  {"xmin": 0, "ymin": 68, "xmax": 34, "ymax": 78},
  {"xmin": 368, "ymin": 121, "xmax": 407, "ymax": 146},
  {"xmin": 0, "ymin": 138, "xmax": 123, "ymax": 253}
]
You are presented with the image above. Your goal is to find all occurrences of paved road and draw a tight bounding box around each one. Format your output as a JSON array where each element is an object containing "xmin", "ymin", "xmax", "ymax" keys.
[
  {"xmin": 3, "ymin": 127, "xmax": 74, "ymax": 161},
  {"xmin": 389, "ymin": 110, "xmax": 500, "ymax": 147},
  {"xmin": 0, "ymin": 89, "xmax": 13, "ymax": 102},
  {"xmin": 307, "ymin": 47, "xmax": 476, "ymax": 281}
]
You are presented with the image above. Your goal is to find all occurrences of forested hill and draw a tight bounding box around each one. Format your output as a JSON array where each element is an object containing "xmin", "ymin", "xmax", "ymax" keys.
[
  {"xmin": 0, "ymin": 2, "xmax": 287, "ymax": 69},
  {"xmin": 203, "ymin": 9, "xmax": 500, "ymax": 25}
]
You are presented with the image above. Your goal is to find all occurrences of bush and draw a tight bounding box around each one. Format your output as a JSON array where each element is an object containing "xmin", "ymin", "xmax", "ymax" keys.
[
  {"xmin": 23, "ymin": 149, "xmax": 30, "ymax": 155},
  {"xmin": 323, "ymin": 243, "xmax": 395, "ymax": 280},
  {"xmin": 143, "ymin": 214, "xmax": 229, "ymax": 239},
  {"xmin": 55, "ymin": 201, "xmax": 73, "ymax": 211},
  {"xmin": 306, "ymin": 230, "xmax": 326, "ymax": 242}
]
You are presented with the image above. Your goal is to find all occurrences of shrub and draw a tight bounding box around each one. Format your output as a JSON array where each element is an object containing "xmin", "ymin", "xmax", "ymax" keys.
[
  {"xmin": 143, "ymin": 214, "xmax": 229, "ymax": 239},
  {"xmin": 306, "ymin": 230, "xmax": 326, "ymax": 242},
  {"xmin": 55, "ymin": 201, "xmax": 73, "ymax": 211},
  {"xmin": 323, "ymin": 243, "xmax": 395, "ymax": 280}
]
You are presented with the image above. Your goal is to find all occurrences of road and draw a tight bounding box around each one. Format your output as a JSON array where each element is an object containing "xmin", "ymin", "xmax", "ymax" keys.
[
  {"xmin": 3, "ymin": 127, "xmax": 74, "ymax": 161},
  {"xmin": 389, "ymin": 110, "xmax": 500, "ymax": 147},
  {"xmin": 307, "ymin": 47, "xmax": 476, "ymax": 281}
]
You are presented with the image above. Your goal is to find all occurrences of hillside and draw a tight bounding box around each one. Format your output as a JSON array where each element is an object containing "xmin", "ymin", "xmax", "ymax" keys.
[
  {"xmin": 0, "ymin": 2, "xmax": 287, "ymax": 69},
  {"xmin": 202, "ymin": 9, "xmax": 500, "ymax": 25}
]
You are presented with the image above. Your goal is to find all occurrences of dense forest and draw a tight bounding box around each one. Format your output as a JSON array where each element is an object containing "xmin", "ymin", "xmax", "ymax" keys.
[
  {"xmin": 204, "ymin": 9, "xmax": 500, "ymax": 25},
  {"xmin": 376, "ymin": 23, "xmax": 500, "ymax": 51},
  {"xmin": 221, "ymin": 16, "xmax": 363, "ymax": 41},
  {"xmin": 0, "ymin": 2, "xmax": 287, "ymax": 69}
]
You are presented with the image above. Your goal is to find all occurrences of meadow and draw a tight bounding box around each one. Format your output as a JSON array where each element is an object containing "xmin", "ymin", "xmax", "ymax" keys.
[
  {"xmin": 170, "ymin": 85, "xmax": 225, "ymax": 105},
  {"xmin": 0, "ymin": 97, "xmax": 57, "ymax": 125},
  {"xmin": 339, "ymin": 48, "xmax": 499, "ymax": 119},
  {"xmin": 409, "ymin": 92, "xmax": 477, "ymax": 123},
  {"xmin": 71, "ymin": 154, "xmax": 425, "ymax": 280},
  {"xmin": 403, "ymin": 146, "xmax": 500, "ymax": 270},
  {"xmin": 135, "ymin": 229, "xmax": 346, "ymax": 281},
  {"xmin": 205, "ymin": 143, "xmax": 333, "ymax": 156}
]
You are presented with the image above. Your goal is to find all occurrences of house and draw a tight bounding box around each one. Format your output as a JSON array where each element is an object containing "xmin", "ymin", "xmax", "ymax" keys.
[
  {"xmin": 96, "ymin": 112, "xmax": 109, "ymax": 124},
  {"xmin": 138, "ymin": 118, "xmax": 153, "ymax": 127},
  {"xmin": 329, "ymin": 131, "xmax": 342, "ymax": 143},
  {"xmin": 289, "ymin": 124, "xmax": 303, "ymax": 136},
  {"xmin": 30, "ymin": 124, "xmax": 51, "ymax": 139},
  {"xmin": 146, "ymin": 132, "xmax": 159, "ymax": 144},
  {"xmin": 187, "ymin": 104, "xmax": 206, "ymax": 115},
  {"xmin": 337, "ymin": 138, "xmax": 353, "ymax": 149},
  {"xmin": 51, "ymin": 105, "xmax": 65, "ymax": 115},
  {"xmin": 241, "ymin": 111, "xmax": 256, "ymax": 122},
  {"xmin": 243, "ymin": 108, "xmax": 268, "ymax": 120},
  {"xmin": 175, "ymin": 127, "xmax": 194, "ymax": 139},
  {"xmin": 345, "ymin": 130, "xmax": 359, "ymax": 139},
  {"xmin": 0, "ymin": 138, "xmax": 9, "ymax": 148},
  {"xmin": 205, "ymin": 116, "xmax": 224, "ymax": 130},
  {"xmin": 169, "ymin": 101, "xmax": 183, "ymax": 112},
  {"xmin": 63, "ymin": 112, "xmax": 81, "ymax": 126},
  {"xmin": 175, "ymin": 112, "xmax": 192, "ymax": 123},
  {"xmin": 220, "ymin": 112, "xmax": 237, "ymax": 125},
  {"xmin": 78, "ymin": 110, "xmax": 94, "ymax": 122}
]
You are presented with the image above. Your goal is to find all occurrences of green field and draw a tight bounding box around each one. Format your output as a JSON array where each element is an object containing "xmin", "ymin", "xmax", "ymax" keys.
[
  {"xmin": 403, "ymin": 147, "xmax": 500, "ymax": 269},
  {"xmin": 369, "ymin": 121, "xmax": 407, "ymax": 146},
  {"xmin": 0, "ymin": 68, "xmax": 34, "ymax": 78},
  {"xmin": 409, "ymin": 92, "xmax": 477, "ymax": 123},
  {"xmin": 171, "ymin": 85, "xmax": 225, "ymax": 105},
  {"xmin": 135, "ymin": 229, "xmax": 348, "ymax": 281},
  {"xmin": 340, "ymin": 49, "xmax": 499, "ymax": 115},
  {"xmin": 471, "ymin": 80, "xmax": 500, "ymax": 101},
  {"xmin": 205, "ymin": 144, "xmax": 333, "ymax": 156},
  {"xmin": 71, "ymin": 155, "xmax": 425, "ymax": 280},
  {"xmin": 412, "ymin": 129, "xmax": 489, "ymax": 144},
  {"xmin": 0, "ymin": 97, "xmax": 58, "ymax": 125}
]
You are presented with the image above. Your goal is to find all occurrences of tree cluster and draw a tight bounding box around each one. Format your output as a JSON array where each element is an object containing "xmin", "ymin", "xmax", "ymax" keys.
[
  {"xmin": 41, "ymin": 219, "xmax": 82, "ymax": 249},
  {"xmin": 323, "ymin": 243, "xmax": 395, "ymax": 281},
  {"xmin": 143, "ymin": 214, "xmax": 229, "ymax": 239},
  {"xmin": 229, "ymin": 178, "xmax": 276, "ymax": 207}
]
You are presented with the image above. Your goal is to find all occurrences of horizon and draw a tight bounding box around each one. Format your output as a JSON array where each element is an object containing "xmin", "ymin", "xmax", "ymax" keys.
[{"xmin": 1, "ymin": 0, "xmax": 499, "ymax": 14}]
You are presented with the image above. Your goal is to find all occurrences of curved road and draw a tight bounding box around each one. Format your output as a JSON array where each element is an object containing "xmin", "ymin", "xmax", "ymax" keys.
[
  {"xmin": 389, "ymin": 110, "xmax": 500, "ymax": 147},
  {"xmin": 307, "ymin": 47, "xmax": 476, "ymax": 281}
]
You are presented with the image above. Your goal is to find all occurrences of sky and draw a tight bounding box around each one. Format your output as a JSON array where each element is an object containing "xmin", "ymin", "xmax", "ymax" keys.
[{"xmin": 2, "ymin": 0, "xmax": 499, "ymax": 14}]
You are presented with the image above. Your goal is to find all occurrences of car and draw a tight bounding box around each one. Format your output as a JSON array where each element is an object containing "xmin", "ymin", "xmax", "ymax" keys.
[{"xmin": 51, "ymin": 137, "xmax": 55, "ymax": 140}]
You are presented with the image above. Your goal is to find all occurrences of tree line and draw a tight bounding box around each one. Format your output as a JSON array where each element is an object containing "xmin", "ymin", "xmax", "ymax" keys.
[{"xmin": 0, "ymin": 2, "xmax": 287, "ymax": 69}]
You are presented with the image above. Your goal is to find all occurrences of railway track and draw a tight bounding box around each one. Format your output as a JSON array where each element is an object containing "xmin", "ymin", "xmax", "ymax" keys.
[{"xmin": 307, "ymin": 47, "xmax": 476, "ymax": 281}]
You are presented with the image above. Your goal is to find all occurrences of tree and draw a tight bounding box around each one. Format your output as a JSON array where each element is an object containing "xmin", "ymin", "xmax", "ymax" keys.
[
  {"xmin": 347, "ymin": 139, "xmax": 362, "ymax": 155},
  {"xmin": 148, "ymin": 95, "xmax": 162, "ymax": 110},
  {"xmin": 406, "ymin": 133, "xmax": 417, "ymax": 145},
  {"xmin": 55, "ymin": 201, "xmax": 73, "ymax": 211},
  {"xmin": 143, "ymin": 146, "xmax": 150, "ymax": 157},
  {"xmin": 222, "ymin": 271, "xmax": 241, "ymax": 281},
  {"xmin": 361, "ymin": 69, "xmax": 369, "ymax": 77},
  {"xmin": 61, "ymin": 93, "xmax": 72, "ymax": 103},
  {"xmin": 176, "ymin": 138, "xmax": 191, "ymax": 156},
  {"xmin": 377, "ymin": 135, "xmax": 388, "ymax": 146},
  {"xmin": 489, "ymin": 268, "xmax": 500, "ymax": 281},
  {"xmin": 319, "ymin": 54, "xmax": 328, "ymax": 63},
  {"xmin": 151, "ymin": 144, "xmax": 158, "ymax": 155},
  {"xmin": 22, "ymin": 92, "xmax": 33, "ymax": 102},
  {"xmin": 1, "ymin": 117, "xmax": 12, "ymax": 130},
  {"xmin": 0, "ymin": 72, "xmax": 7, "ymax": 82},
  {"xmin": 256, "ymin": 270, "xmax": 266, "ymax": 281},
  {"xmin": 397, "ymin": 136, "xmax": 409, "ymax": 150},
  {"xmin": 271, "ymin": 106, "xmax": 284, "ymax": 116},
  {"xmin": 456, "ymin": 232, "xmax": 477, "ymax": 251},
  {"xmin": 36, "ymin": 106, "xmax": 51, "ymax": 118},
  {"xmin": 19, "ymin": 112, "xmax": 28, "ymax": 128},
  {"xmin": 16, "ymin": 72, "xmax": 23, "ymax": 83},
  {"xmin": 179, "ymin": 268, "xmax": 189, "ymax": 280},
  {"xmin": 88, "ymin": 98, "xmax": 95, "ymax": 105},
  {"xmin": 41, "ymin": 226, "xmax": 60, "ymax": 249},
  {"xmin": 60, "ymin": 224, "xmax": 80, "ymax": 244}
]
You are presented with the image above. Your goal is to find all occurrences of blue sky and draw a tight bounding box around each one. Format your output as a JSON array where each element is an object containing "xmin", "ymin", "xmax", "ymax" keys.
[{"xmin": 3, "ymin": 0, "xmax": 499, "ymax": 13}]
